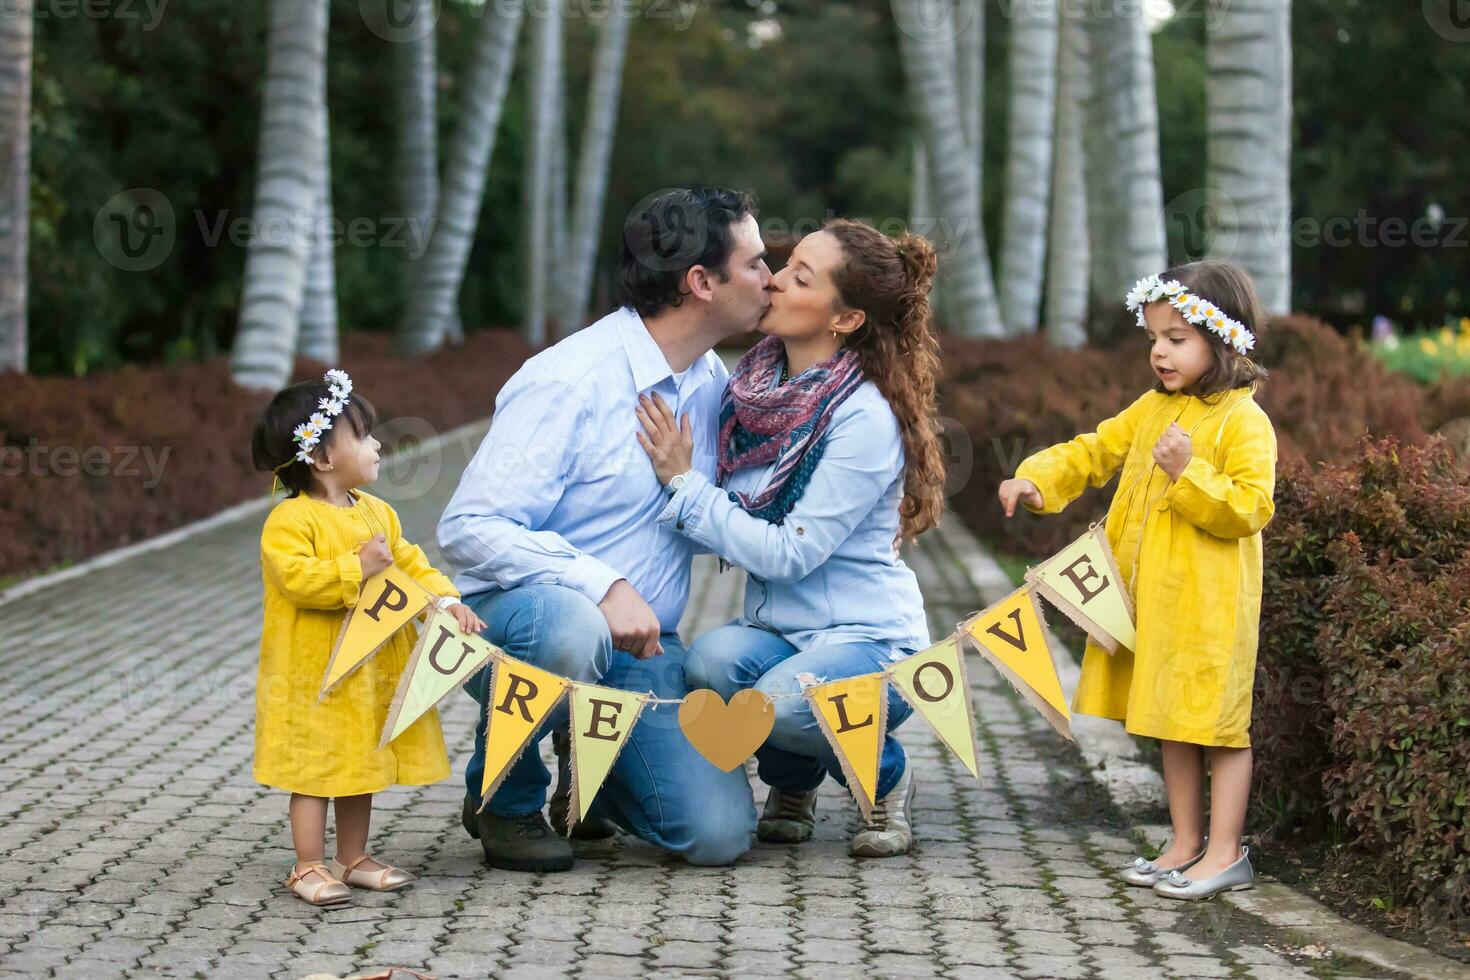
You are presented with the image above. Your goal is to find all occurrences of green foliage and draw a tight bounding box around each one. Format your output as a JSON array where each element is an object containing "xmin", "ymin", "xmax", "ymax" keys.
[{"xmin": 1370, "ymin": 319, "xmax": 1470, "ymax": 384}]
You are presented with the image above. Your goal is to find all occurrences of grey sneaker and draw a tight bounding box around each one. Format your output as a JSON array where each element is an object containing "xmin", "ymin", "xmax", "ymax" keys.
[
  {"xmin": 849, "ymin": 768, "xmax": 916, "ymax": 858},
  {"xmin": 757, "ymin": 787, "xmax": 819, "ymax": 843},
  {"xmin": 549, "ymin": 730, "xmax": 619, "ymax": 840},
  {"xmin": 475, "ymin": 809, "xmax": 574, "ymax": 873}
]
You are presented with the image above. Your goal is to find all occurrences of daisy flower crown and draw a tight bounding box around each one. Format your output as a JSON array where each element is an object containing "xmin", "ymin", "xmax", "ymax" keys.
[
  {"xmin": 283, "ymin": 369, "xmax": 353, "ymax": 467},
  {"xmin": 1125, "ymin": 275, "xmax": 1256, "ymax": 355}
]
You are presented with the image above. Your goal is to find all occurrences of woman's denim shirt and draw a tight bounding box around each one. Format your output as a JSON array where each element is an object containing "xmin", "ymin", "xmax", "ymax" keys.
[{"xmin": 656, "ymin": 379, "xmax": 930, "ymax": 653}]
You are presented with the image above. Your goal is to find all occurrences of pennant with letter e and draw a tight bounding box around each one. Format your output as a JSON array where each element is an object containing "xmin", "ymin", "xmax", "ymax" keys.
[
  {"xmin": 806, "ymin": 673, "xmax": 889, "ymax": 820},
  {"xmin": 477, "ymin": 655, "xmax": 569, "ymax": 811},
  {"xmin": 887, "ymin": 637, "xmax": 982, "ymax": 780},
  {"xmin": 1026, "ymin": 524, "xmax": 1136, "ymax": 655},
  {"xmin": 320, "ymin": 565, "xmax": 432, "ymax": 699},
  {"xmin": 967, "ymin": 586, "xmax": 1073, "ymax": 741},
  {"xmin": 379, "ymin": 607, "xmax": 499, "ymax": 746},
  {"xmin": 567, "ymin": 683, "xmax": 646, "ymax": 829}
]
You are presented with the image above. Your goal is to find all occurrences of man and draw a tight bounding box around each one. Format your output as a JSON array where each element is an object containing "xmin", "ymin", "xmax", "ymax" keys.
[{"xmin": 438, "ymin": 187, "xmax": 771, "ymax": 871}]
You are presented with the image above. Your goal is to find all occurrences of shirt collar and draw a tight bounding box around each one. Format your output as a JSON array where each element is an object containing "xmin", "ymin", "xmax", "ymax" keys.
[{"xmin": 616, "ymin": 307, "xmax": 715, "ymax": 396}]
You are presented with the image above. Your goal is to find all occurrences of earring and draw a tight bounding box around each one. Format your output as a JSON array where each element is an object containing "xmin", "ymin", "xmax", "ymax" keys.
[{"xmin": 831, "ymin": 330, "xmax": 838, "ymax": 340}]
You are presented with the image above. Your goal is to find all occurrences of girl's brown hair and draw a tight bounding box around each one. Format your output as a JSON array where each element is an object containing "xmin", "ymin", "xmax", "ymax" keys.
[
  {"xmin": 822, "ymin": 218, "xmax": 945, "ymax": 542},
  {"xmin": 1150, "ymin": 259, "xmax": 1270, "ymax": 397},
  {"xmin": 251, "ymin": 380, "xmax": 378, "ymax": 497}
]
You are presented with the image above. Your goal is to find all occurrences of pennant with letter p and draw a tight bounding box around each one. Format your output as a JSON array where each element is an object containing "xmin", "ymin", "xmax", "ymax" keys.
[
  {"xmin": 1026, "ymin": 524, "xmax": 1136, "ymax": 655},
  {"xmin": 967, "ymin": 586, "xmax": 1073, "ymax": 741},
  {"xmin": 887, "ymin": 637, "xmax": 982, "ymax": 781},
  {"xmin": 567, "ymin": 683, "xmax": 646, "ymax": 829},
  {"xmin": 477, "ymin": 655, "xmax": 569, "ymax": 811},
  {"xmin": 379, "ymin": 607, "xmax": 498, "ymax": 746},
  {"xmin": 320, "ymin": 565, "xmax": 432, "ymax": 699},
  {"xmin": 805, "ymin": 673, "xmax": 889, "ymax": 820}
]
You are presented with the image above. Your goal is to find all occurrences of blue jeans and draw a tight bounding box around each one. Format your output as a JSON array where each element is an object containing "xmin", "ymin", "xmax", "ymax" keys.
[
  {"xmin": 460, "ymin": 584, "xmax": 755, "ymax": 866},
  {"xmin": 686, "ymin": 624, "xmax": 914, "ymax": 800}
]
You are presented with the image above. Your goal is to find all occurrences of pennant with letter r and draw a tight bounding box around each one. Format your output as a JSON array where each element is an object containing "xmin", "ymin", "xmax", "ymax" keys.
[{"xmin": 477, "ymin": 655, "xmax": 569, "ymax": 811}]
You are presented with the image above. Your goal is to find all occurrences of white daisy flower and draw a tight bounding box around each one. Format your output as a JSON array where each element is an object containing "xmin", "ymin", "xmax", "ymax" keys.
[
  {"xmin": 308, "ymin": 412, "xmax": 331, "ymax": 431},
  {"xmin": 295, "ymin": 448, "xmax": 316, "ymax": 465},
  {"xmin": 318, "ymin": 397, "xmax": 344, "ymax": 416},
  {"xmin": 1161, "ymin": 280, "xmax": 1185, "ymax": 296},
  {"xmin": 325, "ymin": 369, "xmax": 351, "ymax": 388},
  {"xmin": 293, "ymin": 422, "xmax": 314, "ymax": 443}
]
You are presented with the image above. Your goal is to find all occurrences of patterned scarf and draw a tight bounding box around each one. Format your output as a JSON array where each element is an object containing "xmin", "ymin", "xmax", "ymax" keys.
[{"xmin": 717, "ymin": 334, "xmax": 865, "ymax": 524}]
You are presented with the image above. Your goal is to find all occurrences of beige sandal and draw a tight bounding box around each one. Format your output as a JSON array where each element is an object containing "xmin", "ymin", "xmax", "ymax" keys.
[
  {"xmin": 285, "ymin": 861, "xmax": 351, "ymax": 906},
  {"xmin": 329, "ymin": 854, "xmax": 415, "ymax": 891}
]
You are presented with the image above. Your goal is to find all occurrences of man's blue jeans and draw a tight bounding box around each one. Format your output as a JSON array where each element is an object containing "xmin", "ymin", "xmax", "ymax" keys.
[
  {"xmin": 686, "ymin": 624, "xmax": 914, "ymax": 800},
  {"xmin": 460, "ymin": 584, "xmax": 755, "ymax": 866}
]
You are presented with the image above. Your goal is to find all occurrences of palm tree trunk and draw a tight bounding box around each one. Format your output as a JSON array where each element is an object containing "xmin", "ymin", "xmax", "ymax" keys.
[
  {"xmin": 231, "ymin": 0, "xmax": 330, "ymax": 390},
  {"xmin": 894, "ymin": 0, "xmax": 1002, "ymax": 338},
  {"xmin": 1206, "ymin": 0, "xmax": 1292, "ymax": 313},
  {"xmin": 0, "ymin": 1, "xmax": 31, "ymax": 375},
  {"xmin": 999, "ymin": 0, "xmax": 1058, "ymax": 334},
  {"xmin": 523, "ymin": 3, "xmax": 562, "ymax": 347},
  {"xmin": 548, "ymin": 41, "xmax": 569, "ymax": 340},
  {"xmin": 955, "ymin": 0, "xmax": 982, "ymax": 202},
  {"xmin": 1043, "ymin": 9, "xmax": 1089, "ymax": 349},
  {"xmin": 398, "ymin": 0, "xmax": 524, "ymax": 355},
  {"xmin": 558, "ymin": 6, "xmax": 633, "ymax": 334},
  {"xmin": 298, "ymin": 95, "xmax": 339, "ymax": 364}
]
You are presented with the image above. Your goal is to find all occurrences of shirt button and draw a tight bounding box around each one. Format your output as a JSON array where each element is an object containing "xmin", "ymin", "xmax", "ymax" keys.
[
  {"xmin": 676, "ymin": 522, "xmax": 685, "ymax": 530},
  {"xmin": 795, "ymin": 526, "xmax": 805, "ymax": 535}
]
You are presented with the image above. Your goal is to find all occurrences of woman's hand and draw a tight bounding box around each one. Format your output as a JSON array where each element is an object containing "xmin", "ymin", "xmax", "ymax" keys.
[
  {"xmin": 635, "ymin": 392, "xmax": 694, "ymax": 486},
  {"xmin": 997, "ymin": 478, "xmax": 1044, "ymax": 517},
  {"xmin": 446, "ymin": 602, "xmax": 487, "ymax": 635}
]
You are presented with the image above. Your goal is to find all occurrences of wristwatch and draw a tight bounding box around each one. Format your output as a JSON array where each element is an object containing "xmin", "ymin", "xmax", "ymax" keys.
[{"xmin": 665, "ymin": 469, "xmax": 694, "ymax": 496}]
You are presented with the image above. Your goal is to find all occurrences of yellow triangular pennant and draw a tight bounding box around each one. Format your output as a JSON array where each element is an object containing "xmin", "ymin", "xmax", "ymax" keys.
[
  {"xmin": 805, "ymin": 673, "xmax": 889, "ymax": 819},
  {"xmin": 568, "ymin": 683, "xmax": 646, "ymax": 828},
  {"xmin": 379, "ymin": 607, "xmax": 499, "ymax": 746},
  {"xmin": 477, "ymin": 655, "xmax": 569, "ymax": 810},
  {"xmin": 1027, "ymin": 524, "xmax": 1136, "ymax": 655},
  {"xmin": 319, "ymin": 565, "xmax": 432, "ymax": 699},
  {"xmin": 967, "ymin": 586, "xmax": 1073, "ymax": 741},
  {"xmin": 887, "ymin": 637, "xmax": 982, "ymax": 780}
]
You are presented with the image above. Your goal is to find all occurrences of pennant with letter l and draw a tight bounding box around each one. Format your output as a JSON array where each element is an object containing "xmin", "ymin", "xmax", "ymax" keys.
[
  {"xmin": 567, "ymin": 683, "xmax": 646, "ymax": 829},
  {"xmin": 320, "ymin": 565, "xmax": 432, "ymax": 700},
  {"xmin": 967, "ymin": 586, "xmax": 1073, "ymax": 741},
  {"xmin": 887, "ymin": 637, "xmax": 982, "ymax": 780},
  {"xmin": 805, "ymin": 673, "xmax": 889, "ymax": 820},
  {"xmin": 379, "ymin": 607, "xmax": 499, "ymax": 747},
  {"xmin": 477, "ymin": 655, "xmax": 569, "ymax": 810},
  {"xmin": 1026, "ymin": 524, "xmax": 1136, "ymax": 655}
]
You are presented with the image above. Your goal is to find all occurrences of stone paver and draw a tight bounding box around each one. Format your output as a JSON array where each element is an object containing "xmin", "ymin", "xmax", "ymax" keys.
[{"xmin": 0, "ymin": 424, "xmax": 1385, "ymax": 979}]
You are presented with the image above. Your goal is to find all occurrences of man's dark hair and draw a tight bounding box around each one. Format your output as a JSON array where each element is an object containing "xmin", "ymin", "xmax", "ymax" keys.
[{"xmin": 617, "ymin": 187, "xmax": 758, "ymax": 319}]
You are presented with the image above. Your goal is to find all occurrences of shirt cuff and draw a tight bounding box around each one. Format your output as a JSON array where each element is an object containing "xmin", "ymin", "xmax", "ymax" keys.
[
  {"xmin": 435, "ymin": 594, "xmax": 460, "ymax": 611},
  {"xmin": 656, "ymin": 470, "xmax": 717, "ymax": 534},
  {"xmin": 560, "ymin": 553, "xmax": 625, "ymax": 606},
  {"xmin": 1164, "ymin": 457, "xmax": 1213, "ymax": 501},
  {"xmin": 336, "ymin": 553, "xmax": 364, "ymax": 608}
]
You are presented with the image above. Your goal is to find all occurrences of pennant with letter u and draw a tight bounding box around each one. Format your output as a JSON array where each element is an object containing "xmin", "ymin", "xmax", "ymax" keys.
[
  {"xmin": 477, "ymin": 655, "xmax": 569, "ymax": 810},
  {"xmin": 888, "ymin": 637, "xmax": 982, "ymax": 780},
  {"xmin": 967, "ymin": 586, "xmax": 1073, "ymax": 741},
  {"xmin": 320, "ymin": 565, "xmax": 432, "ymax": 700},
  {"xmin": 805, "ymin": 673, "xmax": 889, "ymax": 820},
  {"xmin": 568, "ymin": 683, "xmax": 646, "ymax": 829},
  {"xmin": 1026, "ymin": 524, "xmax": 1136, "ymax": 656},
  {"xmin": 379, "ymin": 607, "xmax": 498, "ymax": 747}
]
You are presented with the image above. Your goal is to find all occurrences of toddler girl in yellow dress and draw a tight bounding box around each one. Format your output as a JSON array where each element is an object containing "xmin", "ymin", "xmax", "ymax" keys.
[
  {"xmin": 250, "ymin": 370, "xmax": 485, "ymax": 906},
  {"xmin": 998, "ymin": 261, "xmax": 1277, "ymax": 901}
]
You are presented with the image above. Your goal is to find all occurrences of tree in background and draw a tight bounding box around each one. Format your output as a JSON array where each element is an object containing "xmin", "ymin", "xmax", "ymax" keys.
[
  {"xmin": 997, "ymin": 0, "xmax": 1056, "ymax": 334},
  {"xmin": 0, "ymin": 0, "xmax": 31, "ymax": 375},
  {"xmin": 523, "ymin": 3, "xmax": 562, "ymax": 346},
  {"xmin": 1042, "ymin": 8, "xmax": 1088, "ymax": 349}
]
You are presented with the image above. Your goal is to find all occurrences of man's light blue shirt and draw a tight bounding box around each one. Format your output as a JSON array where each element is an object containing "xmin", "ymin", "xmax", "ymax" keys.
[{"xmin": 437, "ymin": 307, "xmax": 727, "ymax": 632}]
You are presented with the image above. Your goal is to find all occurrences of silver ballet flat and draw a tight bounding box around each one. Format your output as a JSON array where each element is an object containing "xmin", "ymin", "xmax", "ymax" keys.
[
  {"xmin": 1118, "ymin": 843, "xmax": 1206, "ymax": 887},
  {"xmin": 1152, "ymin": 846, "xmax": 1254, "ymax": 900}
]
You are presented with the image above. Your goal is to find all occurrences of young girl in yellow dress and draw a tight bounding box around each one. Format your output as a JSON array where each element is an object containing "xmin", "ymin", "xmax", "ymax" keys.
[
  {"xmin": 998, "ymin": 260, "xmax": 1277, "ymax": 901},
  {"xmin": 251, "ymin": 369, "xmax": 485, "ymax": 906}
]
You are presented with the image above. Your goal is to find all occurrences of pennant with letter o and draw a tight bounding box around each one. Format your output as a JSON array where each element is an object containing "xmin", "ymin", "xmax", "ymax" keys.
[
  {"xmin": 477, "ymin": 655, "xmax": 569, "ymax": 810},
  {"xmin": 888, "ymin": 637, "xmax": 982, "ymax": 780},
  {"xmin": 568, "ymin": 683, "xmax": 646, "ymax": 829},
  {"xmin": 967, "ymin": 586, "xmax": 1073, "ymax": 741},
  {"xmin": 805, "ymin": 673, "xmax": 889, "ymax": 820},
  {"xmin": 379, "ymin": 607, "xmax": 498, "ymax": 747},
  {"xmin": 1026, "ymin": 524, "xmax": 1136, "ymax": 655},
  {"xmin": 320, "ymin": 565, "xmax": 432, "ymax": 700}
]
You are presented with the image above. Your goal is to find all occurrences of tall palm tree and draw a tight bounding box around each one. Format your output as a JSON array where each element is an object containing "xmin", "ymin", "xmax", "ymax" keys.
[
  {"xmin": 894, "ymin": 0, "xmax": 1002, "ymax": 338},
  {"xmin": 398, "ymin": 0, "xmax": 525, "ymax": 354},
  {"xmin": 298, "ymin": 97, "xmax": 339, "ymax": 364},
  {"xmin": 557, "ymin": 6, "xmax": 633, "ymax": 334},
  {"xmin": 998, "ymin": 0, "xmax": 1058, "ymax": 334},
  {"xmin": 0, "ymin": 1, "xmax": 31, "ymax": 375},
  {"xmin": 955, "ymin": 0, "xmax": 982, "ymax": 202},
  {"xmin": 523, "ymin": 3, "xmax": 562, "ymax": 347},
  {"xmin": 231, "ymin": 0, "xmax": 330, "ymax": 390},
  {"xmin": 1043, "ymin": 9, "xmax": 1089, "ymax": 348},
  {"xmin": 1207, "ymin": 0, "xmax": 1292, "ymax": 313}
]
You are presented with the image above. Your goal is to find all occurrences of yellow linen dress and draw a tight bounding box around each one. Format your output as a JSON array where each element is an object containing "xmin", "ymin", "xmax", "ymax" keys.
[
  {"xmin": 1015, "ymin": 386, "xmax": 1277, "ymax": 747},
  {"xmin": 254, "ymin": 489, "xmax": 455, "ymax": 796}
]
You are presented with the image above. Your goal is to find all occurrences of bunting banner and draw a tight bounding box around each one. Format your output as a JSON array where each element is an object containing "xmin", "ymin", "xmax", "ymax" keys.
[
  {"xmin": 476, "ymin": 655, "xmax": 570, "ymax": 811},
  {"xmin": 379, "ymin": 607, "xmax": 499, "ymax": 747},
  {"xmin": 319, "ymin": 565, "xmax": 433, "ymax": 700},
  {"xmin": 805, "ymin": 673, "xmax": 890, "ymax": 820},
  {"xmin": 966, "ymin": 586, "xmax": 1073, "ymax": 741},
  {"xmin": 567, "ymin": 683, "xmax": 647, "ymax": 829},
  {"xmin": 1025, "ymin": 524, "xmax": 1136, "ymax": 655},
  {"xmin": 887, "ymin": 636, "xmax": 983, "ymax": 780}
]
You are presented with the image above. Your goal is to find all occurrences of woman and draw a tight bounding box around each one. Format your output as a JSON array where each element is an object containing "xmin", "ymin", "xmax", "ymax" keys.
[{"xmin": 636, "ymin": 218, "xmax": 945, "ymax": 857}]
